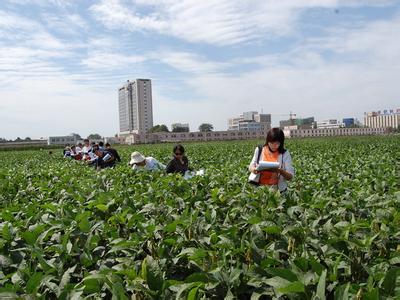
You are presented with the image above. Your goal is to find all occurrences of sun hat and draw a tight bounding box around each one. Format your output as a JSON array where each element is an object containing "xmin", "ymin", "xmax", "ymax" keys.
[{"xmin": 129, "ymin": 151, "xmax": 145, "ymax": 165}]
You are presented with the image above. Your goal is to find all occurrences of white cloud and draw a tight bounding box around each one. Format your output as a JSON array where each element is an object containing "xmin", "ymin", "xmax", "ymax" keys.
[
  {"xmin": 0, "ymin": 76, "xmax": 119, "ymax": 139},
  {"xmin": 81, "ymin": 52, "xmax": 147, "ymax": 69},
  {"xmin": 155, "ymin": 51, "xmax": 229, "ymax": 74},
  {"xmin": 90, "ymin": 0, "xmax": 395, "ymax": 46},
  {"xmin": 7, "ymin": 0, "xmax": 74, "ymax": 7},
  {"xmin": 152, "ymin": 15, "xmax": 400, "ymax": 129},
  {"xmin": 41, "ymin": 13, "xmax": 89, "ymax": 36}
]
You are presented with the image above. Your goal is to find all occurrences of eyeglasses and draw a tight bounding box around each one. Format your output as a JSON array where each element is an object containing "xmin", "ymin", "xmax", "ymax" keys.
[{"xmin": 174, "ymin": 152, "xmax": 183, "ymax": 156}]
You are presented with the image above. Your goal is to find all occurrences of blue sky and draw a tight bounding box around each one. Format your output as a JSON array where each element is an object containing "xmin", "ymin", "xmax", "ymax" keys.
[{"xmin": 0, "ymin": 0, "xmax": 399, "ymax": 139}]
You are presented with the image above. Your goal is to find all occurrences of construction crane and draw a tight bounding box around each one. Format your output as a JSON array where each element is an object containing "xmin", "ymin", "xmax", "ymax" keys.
[{"xmin": 261, "ymin": 109, "xmax": 297, "ymax": 120}]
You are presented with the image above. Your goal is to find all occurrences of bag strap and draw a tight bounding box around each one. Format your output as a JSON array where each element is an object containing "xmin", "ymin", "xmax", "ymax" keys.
[{"xmin": 256, "ymin": 145, "xmax": 263, "ymax": 163}]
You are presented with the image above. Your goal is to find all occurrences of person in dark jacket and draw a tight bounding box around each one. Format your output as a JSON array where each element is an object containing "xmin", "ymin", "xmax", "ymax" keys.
[
  {"xmin": 90, "ymin": 144, "xmax": 116, "ymax": 169},
  {"xmin": 105, "ymin": 143, "xmax": 121, "ymax": 162},
  {"xmin": 166, "ymin": 144, "xmax": 191, "ymax": 175}
]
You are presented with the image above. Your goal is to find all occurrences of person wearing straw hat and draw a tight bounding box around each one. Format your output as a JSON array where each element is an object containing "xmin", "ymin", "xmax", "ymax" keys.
[{"xmin": 129, "ymin": 151, "xmax": 165, "ymax": 171}]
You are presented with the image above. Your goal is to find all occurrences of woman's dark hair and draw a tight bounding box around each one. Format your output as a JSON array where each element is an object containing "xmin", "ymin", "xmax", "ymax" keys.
[
  {"xmin": 173, "ymin": 144, "xmax": 185, "ymax": 154},
  {"xmin": 266, "ymin": 128, "xmax": 286, "ymax": 153}
]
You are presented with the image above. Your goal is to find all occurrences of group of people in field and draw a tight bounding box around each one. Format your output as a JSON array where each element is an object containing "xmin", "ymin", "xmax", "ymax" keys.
[
  {"xmin": 63, "ymin": 139, "xmax": 122, "ymax": 169},
  {"xmin": 63, "ymin": 128, "xmax": 295, "ymax": 193},
  {"xmin": 63, "ymin": 139, "xmax": 194, "ymax": 176}
]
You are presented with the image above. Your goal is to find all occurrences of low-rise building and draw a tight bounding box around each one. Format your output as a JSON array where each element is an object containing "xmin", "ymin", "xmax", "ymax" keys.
[
  {"xmin": 123, "ymin": 126, "xmax": 389, "ymax": 144},
  {"xmin": 316, "ymin": 119, "xmax": 344, "ymax": 129},
  {"xmin": 286, "ymin": 127, "xmax": 387, "ymax": 138},
  {"xmin": 280, "ymin": 117, "xmax": 315, "ymax": 129},
  {"xmin": 48, "ymin": 135, "xmax": 77, "ymax": 145},
  {"xmin": 0, "ymin": 139, "xmax": 48, "ymax": 149},
  {"xmin": 228, "ymin": 111, "xmax": 271, "ymax": 132},
  {"xmin": 364, "ymin": 109, "xmax": 400, "ymax": 129},
  {"xmin": 124, "ymin": 130, "xmax": 268, "ymax": 144}
]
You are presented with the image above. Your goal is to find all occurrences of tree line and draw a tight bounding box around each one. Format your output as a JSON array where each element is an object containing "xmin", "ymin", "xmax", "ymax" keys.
[{"xmin": 150, "ymin": 123, "xmax": 214, "ymax": 133}]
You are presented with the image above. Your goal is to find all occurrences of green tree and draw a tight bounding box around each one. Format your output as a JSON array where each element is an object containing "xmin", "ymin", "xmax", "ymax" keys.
[
  {"xmin": 172, "ymin": 126, "xmax": 189, "ymax": 132},
  {"xmin": 199, "ymin": 123, "xmax": 214, "ymax": 132},
  {"xmin": 87, "ymin": 134, "xmax": 102, "ymax": 140},
  {"xmin": 70, "ymin": 133, "xmax": 82, "ymax": 139},
  {"xmin": 150, "ymin": 125, "xmax": 169, "ymax": 133}
]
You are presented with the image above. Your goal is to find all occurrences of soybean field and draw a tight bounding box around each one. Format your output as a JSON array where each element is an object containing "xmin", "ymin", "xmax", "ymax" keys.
[{"xmin": 0, "ymin": 136, "xmax": 399, "ymax": 299}]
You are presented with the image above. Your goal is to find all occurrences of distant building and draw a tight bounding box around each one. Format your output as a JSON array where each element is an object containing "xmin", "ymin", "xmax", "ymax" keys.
[
  {"xmin": 123, "ymin": 126, "xmax": 389, "ymax": 144},
  {"xmin": 171, "ymin": 123, "xmax": 190, "ymax": 132},
  {"xmin": 285, "ymin": 127, "xmax": 388, "ymax": 138},
  {"xmin": 280, "ymin": 117, "xmax": 315, "ymax": 129},
  {"xmin": 317, "ymin": 119, "xmax": 343, "ymax": 129},
  {"xmin": 48, "ymin": 135, "xmax": 77, "ymax": 145},
  {"xmin": 228, "ymin": 111, "xmax": 271, "ymax": 131},
  {"xmin": 0, "ymin": 139, "xmax": 47, "ymax": 149},
  {"xmin": 124, "ymin": 130, "xmax": 269, "ymax": 144},
  {"xmin": 364, "ymin": 109, "xmax": 400, "ymax": 129},
  {"xmin": 104, "ymin": 136, "xmax": 124, "ymax": 144},
  {"xmin": 343, "ymin": 118, "xmax": 355, "ymax": 127},
  {"xmin": 118, "ymin": 79, "xmax": 153, "ymax": 135}
]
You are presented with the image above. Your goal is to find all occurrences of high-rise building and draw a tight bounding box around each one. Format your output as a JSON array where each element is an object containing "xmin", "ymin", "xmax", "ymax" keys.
[
  {"xmin": 364, "ymin": 109, "xmax": 400, "ymax": 129},
  {"xmin": 118, "ymin": 79, "xmax": 153, "ymax": 134}
]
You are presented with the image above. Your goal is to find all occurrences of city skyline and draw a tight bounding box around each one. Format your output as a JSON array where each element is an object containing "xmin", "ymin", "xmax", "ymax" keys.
[{"xmin": 1, "ymin": 1, "xmax": 400, "ymax": 140}]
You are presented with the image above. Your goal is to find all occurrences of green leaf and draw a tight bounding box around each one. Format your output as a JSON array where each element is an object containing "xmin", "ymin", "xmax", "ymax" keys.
[
  {"xmin": 187, "ymin": 284, "xmax": 201, "ymax": 300},
  {"xmin": 59, "ymin": 265, "xmax": 76, "ymax": 291},
  {"xmin": 172, "ymin": 282, "xmax": 201, "ymax": 299},
  {"xmin": 26, "ymin": 272, "xmax": 43, "ymax": 294},
  {"xmin": 185, "ymin": 273, "xmax": 209, "ymax": 283},
  {"xmin": 382, "ymin": 267, "xmax": 400, "ymax": 296},
  {"xmin": 334, "ymin": 283, "xmax": 349, "ymax": 300},
  {"xmin": 95, "ymin": 204, "xmax": 108, "ymax": 212},
  {"xmin": 389, "ymin": 256, "xmax": 400, "ymax": 265},
  {"xmin": 111, "ymin": 281, "xmax": 129, "ymax": 300},
  {"xmin": 364, "ymin": 288, "xmax": 379, "ymax": 300},
  {"xmin": 79, "ymin": 218, "xmax": 90, "ymax": 233},
  {"xmin": 164, "ymin": 221, "xmax": 178, "ymax": 233},
  {"xmin": 266, "ymin": 268, "xmax": 298, "ymax": 282},
  {"xmin": 1, "ymin": 223, "xmax": 12, "ymax": 241},
  {"xmin": 0, "ymin": 292, "xmax": 18, "ymax": 299},
  {"xmin": 278, "ymin": 281, "xmax": 305, "ymax": 293},
  {"xmin": 142, "ymin": 256, "xmax": 164, "ymax": 292},
  {"xmin": 314, "ymin": 269, "xmax": 327, "ymax": 300},
  {"xmin": 263, "ymin": 225, "xmax": 281, "ymax": 234},
  {"xmin": 248, "ymin": 216, "xmax": 262, "ymax": 225},
  {"xmin": 264, "ymin": 277, "xmax": 305, "ymax": 294}
]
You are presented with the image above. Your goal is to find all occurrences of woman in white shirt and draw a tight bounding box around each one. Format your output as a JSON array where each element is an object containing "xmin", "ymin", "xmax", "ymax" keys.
[{"xmin": 249, "ymin": 128, "xmax": 295, "ymax": 192}]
